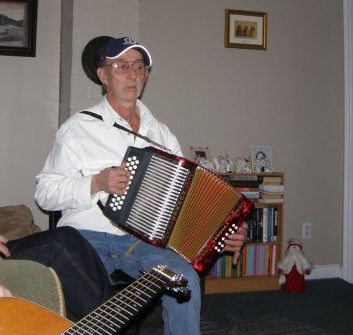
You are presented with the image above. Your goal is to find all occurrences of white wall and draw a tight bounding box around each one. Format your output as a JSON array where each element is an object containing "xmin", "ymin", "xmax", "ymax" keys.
[{"xmin": 0, "ymin": 0, "xmax": 61, "ymax": 230}]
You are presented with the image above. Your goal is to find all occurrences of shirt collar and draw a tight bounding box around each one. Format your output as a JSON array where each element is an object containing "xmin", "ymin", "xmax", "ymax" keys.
[{"xmin": 100, "ymin": 96, "xmax": 154, "ymax": 132}]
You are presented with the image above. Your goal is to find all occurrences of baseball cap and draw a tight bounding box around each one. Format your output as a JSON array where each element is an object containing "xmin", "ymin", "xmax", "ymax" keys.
[{"xmin": 98, "ymin": 37, "xmax": 152, "ymax": 67}]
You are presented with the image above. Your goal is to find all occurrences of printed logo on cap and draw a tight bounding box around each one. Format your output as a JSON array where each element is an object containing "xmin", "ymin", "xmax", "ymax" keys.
[{"xmin": 123, "ymin": 37, "xmax": 137, "ymax": 45}]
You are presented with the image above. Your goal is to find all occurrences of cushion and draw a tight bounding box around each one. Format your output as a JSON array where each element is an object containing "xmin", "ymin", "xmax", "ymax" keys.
[
  {"xmin": 0, "ymin": 205, "xmax": 41, "ymax": 240},
  {"xmin": 0, "ymin": 260, "xmax": 65, "ymax": 316}
]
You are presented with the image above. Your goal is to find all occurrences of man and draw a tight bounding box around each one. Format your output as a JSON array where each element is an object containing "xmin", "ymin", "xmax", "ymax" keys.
[
  {"xmin": 0, "ymin": 228, "xmax": 114, "ymax": 321},
  {"xmin": 35, "ymin": 36, "xmax": 247, "ymax": 335}
]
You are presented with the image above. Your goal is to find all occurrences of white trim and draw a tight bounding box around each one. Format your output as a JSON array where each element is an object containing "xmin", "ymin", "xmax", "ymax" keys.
[
  {"xmin": 343, "ymin": 0, "xmax": 353, "ymax": 284},
  {"xmin": 305, "ymin": 264, "xmax": 342, "ymax": 280}
]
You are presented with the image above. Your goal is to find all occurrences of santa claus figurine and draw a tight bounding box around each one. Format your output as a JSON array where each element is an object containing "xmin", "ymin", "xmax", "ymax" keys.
[{"xmin": 277, "ymin": 238, "xmax": 312, "ymax": 293}]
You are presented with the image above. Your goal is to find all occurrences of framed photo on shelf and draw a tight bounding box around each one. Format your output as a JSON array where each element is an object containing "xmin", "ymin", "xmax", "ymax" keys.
[
  {"xmin": 250, "ymin": 145, "xmax": 272, "ymax": 172},
  {"xmin": 224, "ymin": 9, "xmax": 267, "ymax": 50},
  {"xmin": 190, "ymin": 146, "xmax": 211, "ymax": 164},
  {"xmin": 0, "ymin": 0, "xmax": 38, "ymax": 57}
]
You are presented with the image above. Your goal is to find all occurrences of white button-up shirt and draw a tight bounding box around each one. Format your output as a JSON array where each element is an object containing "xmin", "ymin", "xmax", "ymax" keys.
[{"xmin": 35, "ymin": 97, "xmax": 182, "ymax": 235}]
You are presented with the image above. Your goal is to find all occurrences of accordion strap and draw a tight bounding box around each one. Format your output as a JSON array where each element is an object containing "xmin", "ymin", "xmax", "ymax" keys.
[{"xmin": 80, "ymin": 111, "xmax": 170, "ymax": 152}]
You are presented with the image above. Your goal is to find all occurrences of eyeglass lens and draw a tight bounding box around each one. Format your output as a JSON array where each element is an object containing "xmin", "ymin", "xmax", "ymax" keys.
[{"xmin": 109, "ymin": 61, "xmax": 146, "ymax": 75}]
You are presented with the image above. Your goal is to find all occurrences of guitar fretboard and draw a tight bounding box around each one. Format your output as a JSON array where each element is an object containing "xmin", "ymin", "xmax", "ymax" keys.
[{"xmin": 62, "ymin": 269, "xmax": 169, "ymax": 335}]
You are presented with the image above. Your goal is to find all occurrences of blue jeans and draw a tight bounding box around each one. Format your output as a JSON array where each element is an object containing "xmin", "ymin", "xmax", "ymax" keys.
[
  {"xmin": 7, "ymin": 227, "xmax": 113, "ymax": 322},
  {"xmin": 79, "ymin": 230, "xmax": 201, "ymax": 335}
]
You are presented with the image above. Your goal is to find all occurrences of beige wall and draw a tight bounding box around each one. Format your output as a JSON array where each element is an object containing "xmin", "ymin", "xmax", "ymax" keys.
[
  {"xmin": 0, "ymin": 0, "xmax": 61, "ymax": 231},
  {"xmin": 0, "ymin": 0, "xmax": 344, "ymax": 268},
  {"xmin": 139, "ymin": 0, "xmax": 344, "ymax": 266}
]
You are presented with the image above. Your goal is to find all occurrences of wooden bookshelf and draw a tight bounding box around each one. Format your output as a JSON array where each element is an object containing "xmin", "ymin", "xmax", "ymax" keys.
[{"xmin": 204, "ymin": 172, "xmax": 284, "ymax": 294}]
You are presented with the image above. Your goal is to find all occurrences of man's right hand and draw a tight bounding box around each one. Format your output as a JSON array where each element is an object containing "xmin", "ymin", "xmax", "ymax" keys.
[{"xmin": 91, "ymin": 163, "xmax": 131, "ymax": 195}]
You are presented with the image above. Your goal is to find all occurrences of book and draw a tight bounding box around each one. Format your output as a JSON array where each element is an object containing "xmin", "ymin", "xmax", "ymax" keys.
[
  {"xmin": 259, "ymin": 192, "xmax": 283, "ymax": 199},
  {"xmin": 262, "ymin": 207, "xmax": 268, "ymax": 242},
  {"xmin": 261, "ymin": 176, "xmax": 282, "ymax": 183},
  {"xmin": 229, "ymin": 180, "xmax": 261, "ymax": 188},
  {"xmin": 241, "ymin": 191, "xmax": 260, "ymax": 199},
  {"xmin": 235, "ymin": 187, "xmax": 258, "ymax": 192},
  {"xmin": 258, "ymin": 198, "xmax": 284, "ymax": 204},
  {"xmin": 258, "ymin": 184, "xmax": 285, "ymax": 193},
  {"xmin": 272, "ymin": 208, "xmax": 278, "ymax": 241}
]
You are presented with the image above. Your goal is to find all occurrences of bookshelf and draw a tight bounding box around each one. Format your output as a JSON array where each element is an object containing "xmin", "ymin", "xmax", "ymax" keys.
[{"xmin": 204, "ymin": 172, "xmax": 284, "ymax": 294}]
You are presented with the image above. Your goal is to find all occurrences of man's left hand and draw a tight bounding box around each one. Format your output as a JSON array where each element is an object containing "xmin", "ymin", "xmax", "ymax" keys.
[{"xmin": 223, "ymin": 222, "xmax": 248, "ymax": 265}]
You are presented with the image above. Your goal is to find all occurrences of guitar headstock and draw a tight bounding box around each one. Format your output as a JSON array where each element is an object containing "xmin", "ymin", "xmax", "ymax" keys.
[{"xmin": 150, "ymin": 264, "xmax": 190, "ymax": 297}]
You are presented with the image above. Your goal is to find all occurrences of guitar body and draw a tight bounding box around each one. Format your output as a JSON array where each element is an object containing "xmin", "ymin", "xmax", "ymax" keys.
[{"xmin": 0, "ymin": 297, "xmax": 73, "ymax": 335}]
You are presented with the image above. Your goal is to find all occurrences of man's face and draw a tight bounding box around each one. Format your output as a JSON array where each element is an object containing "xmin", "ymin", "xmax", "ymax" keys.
[{"xmin": 98, "ymin": 49, "xmax": 148, "ymax": 105}]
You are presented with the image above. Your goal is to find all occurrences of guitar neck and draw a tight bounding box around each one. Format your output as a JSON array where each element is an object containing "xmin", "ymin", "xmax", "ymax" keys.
[{"xmin": 63, "ymin": 268, "xmax": 169, "ymax": 335}]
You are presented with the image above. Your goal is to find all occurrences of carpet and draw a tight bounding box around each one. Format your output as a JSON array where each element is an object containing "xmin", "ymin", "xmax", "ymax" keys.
[
  {"xmin": 139, "ymin": 314, "xmax": 336, "ymax": 335},
  {"xmin": 135, "ymin": 278, "xmax": 353, "ymax": 335}
]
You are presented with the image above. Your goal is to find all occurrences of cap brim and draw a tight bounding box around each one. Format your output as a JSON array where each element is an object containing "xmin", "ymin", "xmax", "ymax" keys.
[
  {"xmin": 81, "ymin": 36, "xmax": 113, "ymax": 85},
  {"xmin": 106, "ymin": 45, "xmax": 152, "ymax": 68}
]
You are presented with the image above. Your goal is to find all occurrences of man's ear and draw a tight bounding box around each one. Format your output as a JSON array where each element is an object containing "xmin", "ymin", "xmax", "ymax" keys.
[{"xmin": 97, "ymin": 67, "xmax": 108, "ymax": 85}]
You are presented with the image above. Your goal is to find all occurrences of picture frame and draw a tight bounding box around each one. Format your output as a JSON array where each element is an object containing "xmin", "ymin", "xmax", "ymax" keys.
[
  {"xmin": 225, "ymin": 9, "xmax": 267, "ymax": 50},
  {"xmin": 250, "ymin": 145, "xmax": 272, "ymax": 173},
  {"xmin": 190, "ymin": 146, "xmax": 211, "ymax": 164},
  {"xmin": 0, "ymin": 0, "xmax": 38, "ymax": 57}
]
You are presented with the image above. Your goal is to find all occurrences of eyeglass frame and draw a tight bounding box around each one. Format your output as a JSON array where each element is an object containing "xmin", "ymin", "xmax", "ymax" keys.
[{"xmin": 101, "ymin": 60, "xmax": 149, "ymax": 75}]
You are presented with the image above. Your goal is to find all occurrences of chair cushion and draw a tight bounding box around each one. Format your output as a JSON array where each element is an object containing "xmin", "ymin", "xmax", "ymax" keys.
[
  {"xmin": 0, "ymin": 260, "xmax": 66, "ymax": 317},
  {"xmin": 0, "ymin": 205, "xmax": 41, "ymax": 240}
]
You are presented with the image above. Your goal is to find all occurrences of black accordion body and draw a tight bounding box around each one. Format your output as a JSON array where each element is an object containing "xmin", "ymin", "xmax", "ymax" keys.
[{"xmin": 103, "ymin": 146, "xmax": 253, "ymax": 274}]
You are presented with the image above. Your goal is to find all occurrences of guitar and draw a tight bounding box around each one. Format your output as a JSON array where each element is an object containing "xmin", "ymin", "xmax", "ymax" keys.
[{"xmin": 0, "ymin": 264, "xmax": 189, "ymax": 335}]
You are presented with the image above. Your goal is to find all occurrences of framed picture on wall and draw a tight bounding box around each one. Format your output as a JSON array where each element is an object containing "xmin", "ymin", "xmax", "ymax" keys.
[
  {"xmin": 0, "ymin": 0, "xmax": 38, "ymax": 57},
  {"xmin": 250, "ymin": 145, "xmax": 272, "ymax": 173},
  {"xmin": 225, "ymin": 9, "xmax": 267, "ymax": 50},
  {"xmin": 190, "ymin": 146, "xmax": 211, "ymax": 164}
]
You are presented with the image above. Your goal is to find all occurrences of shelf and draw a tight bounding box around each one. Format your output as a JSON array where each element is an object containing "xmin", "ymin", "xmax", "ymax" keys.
[
  {"xmin": 204, "ymin": 275, "xmax": 281, "ymax": 294},
  {"xmin": 204, "ymin": 171, "xmax": 284, "ymax": 294}
]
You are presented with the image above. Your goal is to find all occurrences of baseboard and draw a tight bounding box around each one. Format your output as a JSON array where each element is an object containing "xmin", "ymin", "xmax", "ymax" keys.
[{"xmin": 305, "ymin": 264, "xmax": 342, "ymax": 280}]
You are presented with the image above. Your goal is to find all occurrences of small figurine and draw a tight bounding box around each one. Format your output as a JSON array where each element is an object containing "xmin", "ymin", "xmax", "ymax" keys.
[
  {"xmin": 277, "ymin": 238, "xmax": 312, "ymax": 293},
  {"xmin": 234, "ymin": 157, "xmax": 245, "ymax": 172},
  {"xmin": 242, "ymin": 157, "xmax": 253, "ymax": 173},
  {"xmin": 199, "ymin": 157, "xmax": 215, "ymax": 171},
  {"xmin": 223, "ymin": 155, "xmax": 235, "ymax": 172}
]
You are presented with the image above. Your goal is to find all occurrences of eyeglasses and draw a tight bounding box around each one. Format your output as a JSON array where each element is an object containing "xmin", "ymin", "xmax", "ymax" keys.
[{"xmin": 103, "ymin": 60, "xmax": 147, "ymax": 75}]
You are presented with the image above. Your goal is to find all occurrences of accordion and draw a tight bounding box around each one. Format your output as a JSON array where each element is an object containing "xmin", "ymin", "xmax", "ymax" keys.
[{"xmin": 103, "ymin": 146, "xmax": 253, "ymax": 274}]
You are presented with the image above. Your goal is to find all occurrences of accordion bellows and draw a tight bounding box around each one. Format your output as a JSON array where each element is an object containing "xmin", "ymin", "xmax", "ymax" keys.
[{"xmin": 103, "ymin": 146, "xmax": 253, "ymax": 274}]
